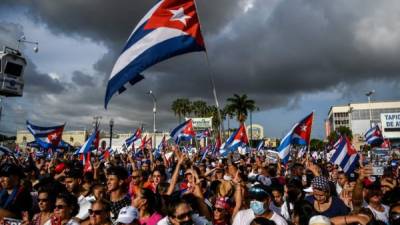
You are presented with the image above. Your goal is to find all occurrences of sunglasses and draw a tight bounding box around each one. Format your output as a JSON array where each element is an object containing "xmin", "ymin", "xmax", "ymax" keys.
[
  {"xmin": 213, "ymin": 207, "xmax": 224, "ymax": 212},
  {"xmin": 38, "ymin": 198, "xmax": 49, "ymax": 202},
  {"xmin": 174, "ymin": 211, "xmax": 193, "ymax": 220},
  {"xmin": 89, "ymin": 209, "xmax": 104, "ymax": 216},
  {"xmin": 55, "ymin": 205, "xmax": 66, "ymax": 210},
  {"xmin": 131, "ymin": 175, "xmax": 140, "ymax": 179}
]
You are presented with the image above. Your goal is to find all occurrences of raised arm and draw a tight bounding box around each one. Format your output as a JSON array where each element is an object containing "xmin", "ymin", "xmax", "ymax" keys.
[{"xmin": 166, "ymin": 147, "xmax": 185, "ymax": 195}]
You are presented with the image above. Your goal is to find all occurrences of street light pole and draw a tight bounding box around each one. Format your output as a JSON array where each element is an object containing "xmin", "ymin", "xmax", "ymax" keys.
[
  {"xmin": 147, "ymin": 90, "xmax": 157, "ymax": 149},
  {"xmin": 366, "ymin": 90, "xmax": 375, "ymax": 128},
  {"xmin": 250, "ymin": 110, "xmax": 253, "ymax": 146},
  {"xmin": 109, "ymin": 119, "xmax": 114, "ymax": 149}
]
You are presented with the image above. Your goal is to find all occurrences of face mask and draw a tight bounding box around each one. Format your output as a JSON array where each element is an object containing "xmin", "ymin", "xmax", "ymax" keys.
[{"xmin": 250, "ymin": 200, "xmax": 266, "ymax": 215}]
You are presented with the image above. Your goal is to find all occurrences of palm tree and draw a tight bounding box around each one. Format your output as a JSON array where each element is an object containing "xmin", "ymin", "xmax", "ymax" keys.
[
  {"xmin": 192, "ymin": 100, "xmax": 208, "ymax": 117},
  {"xmin": 171, "ymin": 99, "xmax": 184, "ymax": 123},
  {"xmin": 223, "ymin": 105, "xmax": 235, "ymax": 136},
  {"xmin": 180, "ymin": 98, "xmax": 192, "ymax": 119},
  {"xmin": 207, "ymin": 105, "xmax": 224, "ymax": 132},
  {"xmin": 226, "ymin": 94, "xmax": 256, "ymax": 123}
]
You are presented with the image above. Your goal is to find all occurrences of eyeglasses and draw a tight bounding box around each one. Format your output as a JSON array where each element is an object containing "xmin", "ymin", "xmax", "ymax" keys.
[
  {"xmin": 38, "ymin": 198, "xmax": 49, "ymax": 202},
  {"xmin": 89, "ymin": 209, "xmax": 104, "ymax": 216},
  {"xmin": 174, "ymin": 210, "xmax": 193, "ymax": 220},
  {"xmin": 131, "ymin": 175, "xmax": 140, "ymax": 179},
  {"xmin": 55, "ymin": 205, "xmax": 66, "ymax": 210},
  {"xmin": 213, "ymin": 207, "xmax": 224, "ymax": 212}
]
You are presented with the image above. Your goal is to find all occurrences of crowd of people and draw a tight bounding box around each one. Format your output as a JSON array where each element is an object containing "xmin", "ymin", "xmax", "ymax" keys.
[{"xmin": 0, "ymin": 143, "xmax": 399, "ymax": 225}]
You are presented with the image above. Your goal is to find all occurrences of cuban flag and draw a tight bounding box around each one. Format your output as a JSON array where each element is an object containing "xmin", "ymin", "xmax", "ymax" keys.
[
  {"xmin": 277, "ymin": 112, "xmax": 313, "ymax": 164},
  {"xmin": 83, "ymin": 152, "xmax": 92, "ymax": 173},
  {"xmin": 200, "ymin": 145, "xmax": 211, "ymax": 162},
  {"xmin": 196, "ymin": 129, "xmax": 211, "ymax": 139},
  {"xmin": 364, "ymin": 125, "xmax": 384, "ymax": 146},
  {"xmin": 76, "ymin": 130, "xmax": 98, "ymax": 154},
  {"xmin": 124, "ymin": 128, "xmax": 142, "ymax": 149},
  {"xmin": 154, "ymin": 135, "xmax": 166, "ymax": 158},
  {"xmin": 220, "ymin": 124, "xmax": 249, "ymax": 156},
  {"xmin": 256, "ymin": 140, "xmax": 265, "ymax": 151},
  {"xmin": 330, "ymin": 136, "xmax": 359, "ymax": 174},
  {"xmin": 26, "ymin": 121, "xmax": 65, "ymax": 149},
  {"xmin": 170, "ymin": 119, "xmax": 196, "ymax": 144},
  {"xmin": 105, "ymin": 0, "xmax": 205, "ymax": 108}
]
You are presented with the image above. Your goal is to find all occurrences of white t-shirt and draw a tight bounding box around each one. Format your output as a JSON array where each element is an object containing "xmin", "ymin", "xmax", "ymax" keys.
[
  {"xmin": 280, "ymin": 201, "xmax": 293, "ymax": 221},
  {"xmin": 75, "ymin": 195, "xmax": 92, "ymax": 220},
  {"xmin": 367, "ymin": 204, "xmax": 390, "ymax": 224},
  {"xmin": 233, "ymin": 209, "xmax": 288, "ymax": 225}
]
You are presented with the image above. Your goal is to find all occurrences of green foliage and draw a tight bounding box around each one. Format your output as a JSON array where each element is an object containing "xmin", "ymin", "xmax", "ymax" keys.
[
  {"xmin": 327, "ymin": 126, "xmax": 353, "ymax": 143},
  {"xmin": 226, "ymin": 94, "xmax": 256, "ymax": 123},
  {"xmin": 310, "ymin": 139, "xmax": 325, "ymax": 151}
]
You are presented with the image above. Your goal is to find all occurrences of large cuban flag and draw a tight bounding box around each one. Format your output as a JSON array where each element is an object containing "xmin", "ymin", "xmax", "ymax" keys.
[
  {"xmin": 330, "ymin": 136, "xmax": 359, "ymax": 174},
  {"xmin": 26, "ymin": 121, "xmax": 65, "ymax": 149},
  {"xmin": 123, "ymin": 128, "xmax": 142, "ymax": 149},
  {"xmin": 76, "ymin": 130, "xmax": 98, "ymax": 154},
  {"xmin": 277, "ymin": 112, "xmax": 313, "ymax": 164},
  {"xmin": 364, "ymin": 125, "xmax": 384, "ymax": 146},
  {"xmin": 105, "ymin": 0, "xmax": 205, "ymax": 108},
  {"xmin": 220, "ymin": 124, "xmax": 249, "ymax": 156},
  {"xmin": 170, "ymin": 119, "xmax": 196, "ymax": 144}
]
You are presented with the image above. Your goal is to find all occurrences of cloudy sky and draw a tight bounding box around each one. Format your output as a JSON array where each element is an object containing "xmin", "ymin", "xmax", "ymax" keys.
[{"xmin": 0, "ymin": 0, "xmax": 400, "ymax": 139}]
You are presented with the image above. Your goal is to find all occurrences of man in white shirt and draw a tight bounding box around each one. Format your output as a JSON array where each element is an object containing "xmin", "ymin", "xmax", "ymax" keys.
[{"xmin": 233, "ymin": 184, "xmax": 288, "ymax": 225}]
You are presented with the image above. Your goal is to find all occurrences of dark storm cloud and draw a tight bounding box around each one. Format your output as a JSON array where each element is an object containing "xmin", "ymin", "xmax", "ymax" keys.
[
  {"xmin": 1, "ymin": 0, "xmax": 400, "ymax": 133},
  {"xmin": 72, "ymin": 71, "xmax": 95, "ymax": 87}
]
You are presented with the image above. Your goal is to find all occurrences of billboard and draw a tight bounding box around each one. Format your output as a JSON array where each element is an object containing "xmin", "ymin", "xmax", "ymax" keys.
[
  {"xmin": 188, "ymin": 117, "xmax": 213, "ymax": 129},
  {"xmin": 380, "ymin": 113, "xmax": 400, "ymax": 138}
]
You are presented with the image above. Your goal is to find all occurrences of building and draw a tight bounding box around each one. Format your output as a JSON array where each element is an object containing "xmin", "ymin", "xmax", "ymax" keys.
[
  {"xmin": 246, "ymin": 124, "xmax": 264, "ymax": 140},
  {"xmin": 16, "ymin": 130, "xmax": 88, "ymax": 149},
  {"xmin": 100, "ymin": 132, "xmax": 171, "ymax": 152},
  {"xmin": 327, "ymin": 100, "xmax": 400, "ymax": 148}
]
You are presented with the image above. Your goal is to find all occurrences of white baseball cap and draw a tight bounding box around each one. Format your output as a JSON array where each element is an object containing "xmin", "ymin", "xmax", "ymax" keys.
[
  {"xmin": 115, "ymin": 206, "xmax": 139, "ymax": 224},
  {"xmin": 309, "ymin": 215, "xmax": 331, "ymax": 225}
]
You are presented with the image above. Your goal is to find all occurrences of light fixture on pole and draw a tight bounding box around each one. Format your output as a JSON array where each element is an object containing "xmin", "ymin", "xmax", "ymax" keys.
[
  {"xmin": 365, "ymin": 90, "xmax": 375, "ymax": 128},
  {"xmin": 17, "ymin": 36, "xmax": 39, "ymax": 53},
  {"xmin": 147, "ymin": 90, "xmax": 157, "ymax": 149},
  {"xmin": 109, "ymin": 119, "xmax": 114, "ymax": 149}
]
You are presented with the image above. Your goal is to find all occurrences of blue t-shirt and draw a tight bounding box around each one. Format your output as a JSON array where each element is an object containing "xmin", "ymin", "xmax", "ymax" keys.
[{"xmin": 305, "ymin": 195, "xmax": 349, "ymax": 218}]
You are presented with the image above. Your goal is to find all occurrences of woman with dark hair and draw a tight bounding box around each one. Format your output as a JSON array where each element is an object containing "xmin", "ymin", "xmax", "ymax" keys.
[
  {"xmin": 144, "ymin": 166, "xmax": 166, "ymax": 193},
  {"xmin": 51, "ymin": 192, "xmax": 80, "ymax": 225},
  {"xmin": 305, "ymin": 176, "xmax": 349, "ymax": 218},
  {"xmin": 31, "ymin": 189, "xmax": 56, "ymax": 225},
  {"xmin": 132, "ymin": 188, "xmax": 162, "ymax": 225},
  {"xmin": 291, "ymin": 200, "xmax": 315, "ymax": 225},
  {"xmin": 365, "ymin": 184, "xmax": 390, "ymax": 224}
]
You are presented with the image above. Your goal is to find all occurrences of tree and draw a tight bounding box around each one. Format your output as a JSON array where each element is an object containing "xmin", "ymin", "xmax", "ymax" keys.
[
  {"xmin": 192, "ymin": 100, "xmax": 208, "ymax": 117},
  {"xmin": 223, "ymin": 105, "xmax": 235, "ymax": 136},
  {"xmin": 171, "ymin": 98, "xmax": 192, "ymax": 123},
  {"xmin": 310, "ymin": 139, "xmax": 325, "ymax": 151},
  {"xmin": 206, "ymin": 105, "xmax": 224, "ymax": 131},
  {"xmin": 327, "ymin": 126, "xmax": 353, "ymax": 143},
  {"xmin": 226, "ymin": 94, "xmax": 256, "ymax": 123}
]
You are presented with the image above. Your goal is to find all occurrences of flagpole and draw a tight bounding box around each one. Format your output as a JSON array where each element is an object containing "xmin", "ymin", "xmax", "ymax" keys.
[
  {"xmin": 308, "ymin": 111, "xmax": 315, "ymax": 159},
  {"xmin": 193, "ymin": 0, "xmax": 225, "ymax": 140}
]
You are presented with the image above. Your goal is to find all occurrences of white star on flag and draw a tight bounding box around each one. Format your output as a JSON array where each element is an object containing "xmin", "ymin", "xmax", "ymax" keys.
[
  {"xmin": 300, "ymin": 125, "xmax": 307, "ymax": 132},
  {"xmin": 169, "ymin": 7, "xmax": 191, "ymax": 26},
  {"xmin": 50, "ymin": 133, "xmax": 58, "ymax": 140}
]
